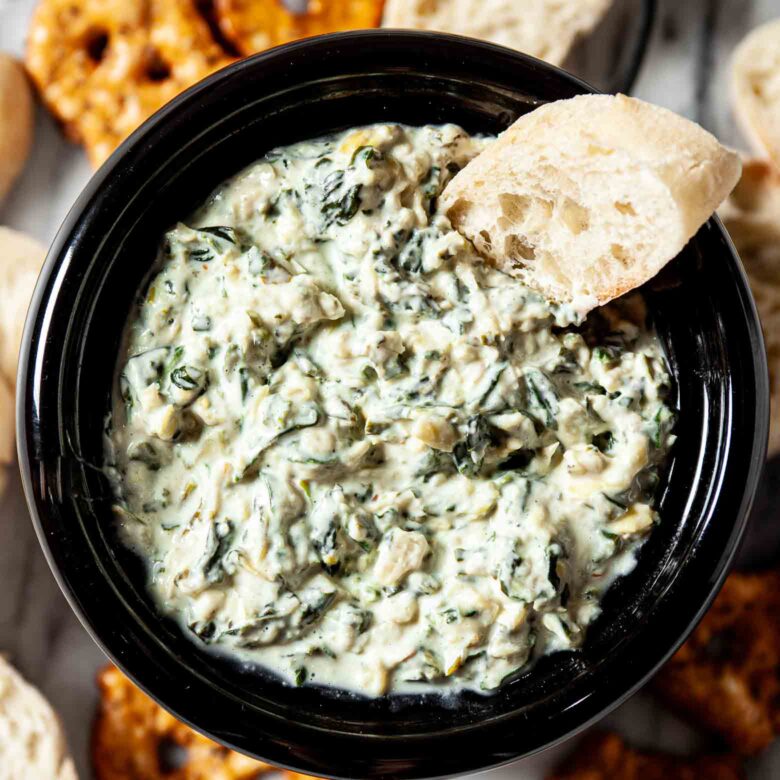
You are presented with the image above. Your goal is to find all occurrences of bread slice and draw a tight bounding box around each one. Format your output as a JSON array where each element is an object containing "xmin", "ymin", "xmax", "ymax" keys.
[
  {"xmin": 0, "ymin": 227, "xmax": 46, "ymax": 388},
  {"xmin": 0, "ymin": 656, "xmax": 77, "ymax": 779},
  {"xmin": 732, "ymin": 19, "xmax": 780, "ymax": 168},
  {"xmin": 0, "ymin": 228, "xmax": 46, "ymax": 490},
  {"xmin": 719, "ymin": 159, "xmax": 780, "ymax": 458},
  {"xmin": 382, "ymin": 0, "xmax": 612, "ymax": 67},
  {"xmin": 440, "ymin": 94, "xmax": 742, "ymax": 312}
]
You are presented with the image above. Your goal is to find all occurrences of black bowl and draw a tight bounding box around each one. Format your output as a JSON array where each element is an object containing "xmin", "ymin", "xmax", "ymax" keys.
[
  {"xmin": 563, "ymin": 0, "xmax": 656, "ymax": 94},
  {"xmin": 18, "ymin": 32, "xmax": 768, "ymax": 779}
]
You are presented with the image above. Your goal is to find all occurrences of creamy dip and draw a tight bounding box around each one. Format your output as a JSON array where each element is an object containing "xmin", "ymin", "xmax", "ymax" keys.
[{"xmin": 106, "ymin": 123, "xmax": 676, "ymax": 696}]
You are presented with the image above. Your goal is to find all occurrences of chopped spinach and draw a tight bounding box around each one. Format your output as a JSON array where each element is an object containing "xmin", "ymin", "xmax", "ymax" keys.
[
  {"xmin": 171, "ymin": 365, "xmax": 203, "ymax": 391},
  {"xmin": 203, "ymin": 521, "xmax": 235, "ymax": 584},
  {"xmin": 415, "ymin": 450, "xmax": 456, "ymax": 482},
  {"xmin": 322, "ymin": 170, "xmax": 362, "ymax": 226},
  {"xmin": 199, "ymin": 226, "xmax": 239, "ymax": 244},
  {"xmin": 452, "ymin": 415, "xmax": 495, "ymax": 476},
  {"xmin": 650, "ymin": 403, "xmax": 676, "ymax": 448},
  {"xmin": 299, "ymin": 591, "xmax": 337, "ymax": 627},
  {"xmin": 593, "ymin": 345, "xmax": 621, "ymax": 365},
  {"xmin": 525, "ymin": 370, "xmax": 559, "ymax": 429},
  {"xmin": 351, "ymin": 145, "xmax": 383, "ymax": 168}
]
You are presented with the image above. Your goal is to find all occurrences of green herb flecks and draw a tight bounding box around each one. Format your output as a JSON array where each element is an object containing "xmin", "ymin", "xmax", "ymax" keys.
[
  {"xmin": 525, "ymin": 369, "xmax": 559, "ymax": 430},
  {"xmin": 351, "ymin": 145, "xmax": 383, "ymax": 168},
  {"xmin": 322, "ymin": 170, "xmax": 362, "ymax": 226},
  {"xmin": 171, "ymin": 365, "xmax": 203, "ymax": 391},
  {"xmin": 237, "ymin": 403, "xmax": 320, "ymax": 480},
  {"xmin": 203, "ymin": 521, "xmax": 235, "ymax": 584},
  {"xmin": 452, "ymin": 415, "xmax": 495, "ymax": 477}
]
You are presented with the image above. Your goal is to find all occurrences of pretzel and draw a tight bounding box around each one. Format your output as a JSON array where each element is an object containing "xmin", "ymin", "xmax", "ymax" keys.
[
  {"xmin": 93, "ymin": 665, "xmax": 319, "ymax": 780},
  {"xmin": 548, "ymin": 731, "xmax": 744, "ymax": 780},
  {"xmin": 214, "ymin": 0, "xmax": 385, "ymax": 56},
  {"xmin": 654, "ymin": 570, "xmax": 780, "ymax": 755},
  {"xmin": 26, "ymin": 0, "xmax": 234, "ymax": 166}
]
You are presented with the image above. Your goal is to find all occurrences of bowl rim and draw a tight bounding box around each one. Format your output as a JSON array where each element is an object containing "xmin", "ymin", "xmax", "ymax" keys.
[
  {"xmin": 619, "ymin": 0, "xmax": 657, "ymax": 94},
  {"xmin": 584, "ymin": 0, "xmax": 658, "ymax": 94},
  {"xmin": 17, "ymin": 29, "xmax": 768, "ymax": 779},
  {"xmin": 379, "ymin": 0, "xmax": 659, "ymax": 96}
]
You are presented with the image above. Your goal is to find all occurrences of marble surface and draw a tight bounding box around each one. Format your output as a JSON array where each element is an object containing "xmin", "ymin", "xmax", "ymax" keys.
[{"xmin": 1, "ymin": 0, "xmax": 780, "ymax": 777}]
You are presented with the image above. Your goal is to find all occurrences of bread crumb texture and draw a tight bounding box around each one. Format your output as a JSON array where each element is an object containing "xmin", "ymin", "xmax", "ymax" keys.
[
  {"xmin": 441, "ymin": 94, "xmax": 741, "ymax": 312},
  {"xmin": 0, "ymin": 655, "xmax": 77, "ymax": 779}
]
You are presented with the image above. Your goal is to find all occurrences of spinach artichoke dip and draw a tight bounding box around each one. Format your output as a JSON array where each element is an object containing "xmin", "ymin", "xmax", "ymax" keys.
[{"xmin": 106, "ymin": 123, "xmax": 676, "ymax": 696}]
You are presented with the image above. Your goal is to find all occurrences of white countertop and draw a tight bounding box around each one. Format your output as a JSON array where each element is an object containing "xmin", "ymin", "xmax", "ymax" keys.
[{"xmin": 1, "ymin": 0, "xmax": 780, "ymax": 777}]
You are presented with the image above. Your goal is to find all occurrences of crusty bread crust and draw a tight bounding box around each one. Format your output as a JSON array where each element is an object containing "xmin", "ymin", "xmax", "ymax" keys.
[
  {"xmin": 441, "ymin": 94, "xmax": 741, "ymax": 313},
  {"xmin": 719, "ymin": 159, "xmax": 780, "ymax": 458},
  {"xmin": 732, "ymin": 19, "xmax": 780, "ymax": 168},
  {"xmin": 382, "ymin": 0, "xmax": 612, "ymax": 66}
]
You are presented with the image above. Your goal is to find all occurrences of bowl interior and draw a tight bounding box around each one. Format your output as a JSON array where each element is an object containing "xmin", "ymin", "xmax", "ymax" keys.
[{"xmin": 19, "ymin": 32, "xmax": 767, "ymax": 779}]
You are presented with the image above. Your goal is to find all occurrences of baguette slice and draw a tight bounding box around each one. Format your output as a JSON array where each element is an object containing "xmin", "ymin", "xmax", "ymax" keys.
[
  {"xmin": 441, "ymin": 94, "xmax": 742, "ymax": 312},
  {"xmin": 382, "ymin": 0, "xmax": 612, "ymax": 67},
  {"xmin": 0, "ymin": 227, "xmax": 46, "ymax": 388},
  {"xmin": 0, "ymin": 656, "xmax": 78, "ymax": 779},
  {"xmin": 719, "ymin": 159, "xmax": 780, "ymax": 458},
  {"xmin": 732, "ymin": 19, "xmax": 780, "ymax": 168}
]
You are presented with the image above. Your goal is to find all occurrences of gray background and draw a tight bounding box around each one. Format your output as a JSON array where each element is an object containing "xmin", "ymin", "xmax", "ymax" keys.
[{"xmin": 1, "ymin": 0, "xmax": 779, "ymax": 777}]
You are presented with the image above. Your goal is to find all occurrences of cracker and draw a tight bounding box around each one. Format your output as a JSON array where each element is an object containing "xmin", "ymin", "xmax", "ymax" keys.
[
  {"xmin": 93, "ymin": 664, "xmax": 319, "ymax": 779},
  {"xmin": 214, "ymin": 0, "xmax": 384, "ymax": 56},
  {"xmin": 26, "ymin": 0, "xmax": 235, "ymax": 166},
  {"xmin": 654, "ymin": 570, "xmax": 780, "ymax": 754},
  {"xmin": 548, "ymin": 731, "xmax": 744, "ymax": 780}
]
